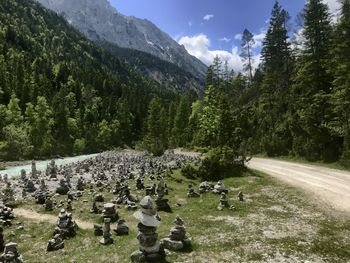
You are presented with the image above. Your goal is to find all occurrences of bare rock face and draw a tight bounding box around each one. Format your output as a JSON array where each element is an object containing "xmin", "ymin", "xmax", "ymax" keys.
[{"xmin": 36, "ymin": 0, "xmax": 207, "ymax": 82}]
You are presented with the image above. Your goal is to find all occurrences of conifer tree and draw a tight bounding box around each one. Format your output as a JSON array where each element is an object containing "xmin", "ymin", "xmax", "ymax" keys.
[
  {"xmin": 291, "ymin": 0, "xmax": 337, "ymax": 161},
  {"xmin": 241, "ymin": 29, "xmax": 255, "ymax": 83},
  {"xmin": 330, "ymin": 0, "xmax": 350, "ymax": 165}
]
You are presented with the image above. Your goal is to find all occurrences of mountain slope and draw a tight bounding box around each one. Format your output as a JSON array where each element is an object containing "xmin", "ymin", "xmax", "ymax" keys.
[
  {"xmin": 36, "ymin": 0, "xmax": 207, "ymax": 82},
  {"xmin": 99, "ymin": 41, "xmax": 204, "ymax": 92}
]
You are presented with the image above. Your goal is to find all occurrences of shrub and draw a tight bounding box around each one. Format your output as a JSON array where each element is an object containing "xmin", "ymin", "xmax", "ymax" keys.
[
  {"xmin": 181, "ymin": 164, "xmax": 198, "ymax": 179},
  {"xmin": 197, "ymin": 147, "xmax": 246, "ymax": 181}
]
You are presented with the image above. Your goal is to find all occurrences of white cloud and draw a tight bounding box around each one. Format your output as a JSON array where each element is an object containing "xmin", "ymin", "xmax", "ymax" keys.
[
  {"xmin": 219, "ymin": 37, "xmax": 231, "ymax": 43},
  {"xmin": 323, "ymin": 0, "xmax": 341, "ymax": 15},
  {"xmin": 252, "ymin": 31, "xmax": 266, "ymax": 49},
  {"xmin": 203, "ymin": 14, "xmax": 214, "ymax": 21},
  {"xmin": 178, "ymin": 34, "xmax": 243, "ymax": 72},
  {"xmin": 188, "ymin": 21, "xmax": 193, "ymax": 27},
  {"xmin": 234, "ymin": 33, "xmax": 242, "ymax": 41}
]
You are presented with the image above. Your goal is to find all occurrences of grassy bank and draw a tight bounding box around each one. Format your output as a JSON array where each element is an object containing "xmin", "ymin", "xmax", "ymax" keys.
[{"xmin": 3, "ymin": 169, "xmax": 350, "ymax": 262}]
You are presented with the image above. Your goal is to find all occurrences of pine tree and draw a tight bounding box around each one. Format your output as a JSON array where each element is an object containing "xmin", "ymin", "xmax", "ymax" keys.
[
  {"xmin": 291, "ymin": 0, "xmax": 337, "ymax": 161},
  {"xmin": 171, "ymin": 96, "xmax": 191, "ymax": 147},
  {"xmin": 144, "ymin": 98, "xmax": 168, "ymax": 156},
  {"xmin": 241, "ymin": 29, "xmax": 255, "ymax": 83},
  {"xmin": 258, "ymin": 0, "xmax": 292, "ymax": 156},
  {"xmin": 330, "ymin": 0, "xmax": 350, "ymax": 165}
]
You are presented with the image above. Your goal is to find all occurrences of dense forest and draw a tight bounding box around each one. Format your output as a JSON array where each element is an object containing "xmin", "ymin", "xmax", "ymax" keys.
[
  {"xmin": 177, "ymin": 0, "xmax": 350, "ymax": 167},
  {"xmin": 143, "ymin": 0, "xmax": 350, "ymax": 169},
  {"xmin": 1, "ymin": 0, "xmax": 349, "ymax": 170},
  {"xmin": 0, "ymin": 0, "xmax": 189, "ymax": 160}
]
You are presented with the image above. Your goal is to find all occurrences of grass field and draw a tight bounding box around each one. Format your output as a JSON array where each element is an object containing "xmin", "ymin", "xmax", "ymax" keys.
[{"xmin": 3, "ymin": 169, "xmax": 350, "ymax": 263}]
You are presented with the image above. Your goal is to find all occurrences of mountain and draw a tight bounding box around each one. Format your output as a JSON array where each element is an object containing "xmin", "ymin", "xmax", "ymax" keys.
[
  {"xmin": 0, "ymin": 0, "xmax": 178, "ymax": 159},
  {"xmin": 36, "ymin": 0, "xmax": 208, "ymax": 86},
  {"xmin": 98, "ymin": 41, "xmax": 204, "ymax": 92}
]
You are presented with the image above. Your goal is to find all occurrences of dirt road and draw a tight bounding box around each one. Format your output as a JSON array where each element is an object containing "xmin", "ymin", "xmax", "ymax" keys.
[{"xmin": 247, "ymin": 158, "xmax": 350, "ymax": 213}]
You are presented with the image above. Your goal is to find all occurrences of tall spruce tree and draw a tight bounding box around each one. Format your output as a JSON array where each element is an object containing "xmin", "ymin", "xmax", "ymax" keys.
[
  {"xmin": 241, "ymin": 29, "xmax": 255, "ymax": 83},
  {"xmin": 291, "ymin": 0, "xmax": 338, "ymax": 161},
  {"xmin": 330, "ymin": 0, "xmax": 350, "ymax": 165},
  {"xmin": 258, "ymin": 1, "xmax": 292, "ymax": 156}
]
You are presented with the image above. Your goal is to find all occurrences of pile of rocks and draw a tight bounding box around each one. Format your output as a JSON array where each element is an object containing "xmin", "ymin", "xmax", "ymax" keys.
[
  {"xmin": 187, "ymin": 184, "xmax": 200, "ymax": 198},
  {"xmin": 0, "ymin": 243, "xmax": 24, "ymax": 263},
  {"xmin": 0, "ymin": 205, "xmax": 15, "ymax": 226},
  {"xmin": 47, "ymin": 234, "xmax": 64, "ymax": 252},
  {"xmin": 99, "ymin": 218, "xmax": 113, "ymax": 245},
  {"xmin": 54, "ymin": 209, "xmax": 78, "ymax": 239},
  {"xmin": 131, "ymin": 196, "xmax": 166, "ymax": 263},
  {"xmin": 212, "ymin": 181, "xmax": 227, "ymax": 194},
  {"xmin": 101, "ymin": 203, "xmax": 118, "ymax": 222},
  {"xmin": 162, "ymin": 216, "xmax": 191, "ymax": 251}
]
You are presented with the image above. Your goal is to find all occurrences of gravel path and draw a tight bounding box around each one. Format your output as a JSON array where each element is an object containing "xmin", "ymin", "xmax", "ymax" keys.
[
  {"xmin": 14, "ymin": 208, "xmax": 93, "ymax": 230},
  {"xmin": 247, "ymin": 158, "xmax": 350, "ymax": 213}
]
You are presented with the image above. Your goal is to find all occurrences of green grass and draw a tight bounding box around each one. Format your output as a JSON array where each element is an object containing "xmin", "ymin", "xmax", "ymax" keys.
[{"xmin": 3, "ymin": 169, "xmax": 350, "ymax": 263}]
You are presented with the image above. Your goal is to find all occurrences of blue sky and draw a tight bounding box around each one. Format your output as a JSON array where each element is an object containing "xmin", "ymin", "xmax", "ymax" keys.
[{"xmin": 109, "ymin": 0, "xmax": 339, "ymax": 71}]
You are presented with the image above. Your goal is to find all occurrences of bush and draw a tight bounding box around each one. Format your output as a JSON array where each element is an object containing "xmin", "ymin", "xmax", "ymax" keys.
[
  {"xmin": 74, "ymin": 138, "xmax": 86, "ymax": 154},
  {"xmin": 181, "ymin": 164, "xmax": 198, "ymax": 179},
  {"xmin": 197, "ymin": 147, "xmax": 246, "ymax": 181}
]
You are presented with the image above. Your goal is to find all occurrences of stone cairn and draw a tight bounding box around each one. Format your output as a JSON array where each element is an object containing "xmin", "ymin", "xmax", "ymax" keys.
[
  {"xmin": 0, "ymin": 206, "xmax": 15, "ymax": 227},
  {"xmin": 131, "ymin": 196, "xmax": 166, "ymax": 263},
  {"xmin": 44, "ymin": 197, "xmax": 53, "ymax": 211},
  {"xmin": 162, "ymin": 216, "xmax": 191, "ymax": 251},
  {"xmin": 114, "ymin": 219, "xmax": 129, "ymax": 236},
  {"xmin": 47, "ymin": 160, "xmax": 57, "ymax": 179},
  {"xmin": 54, "ymin": 209, "xmax": 77, "ymax": 239},
  {"xmin": 187, "ymin": 184, "xmax": 200, "ymax": 198},
  {"xmin": 56, "ymin": 179, "xmax": 70, "ymax": 195},
  {"xmin": 155, "ymin": 178, "xmax": 171, "ymax": 212},
  {"xmin": 99, "ymin": 218, "xmax": 113, "ymax": 245},
  {"xmin": 212, "ymin": 181, "xmax": 227, "ymax": 194},
  {"xmin": 217, "ymin": 192, "xmax": 229, "ymax": 210},
  {"xmin": 47, "ymin": 234, "xmax": 64, "ymax": 252},
  {"xmin": 101, "ymin": 203, "xmax": 118, "ymax": 222},
  {"xmin": 31, "ymin": 160, "xmax": 38, "ymax": 179},
  {"xmin": 0, "ymin": 242, "xmax": 24, "ymax": 263},
  {"xmin": 0, "ymin": 226, "xmax": 4, "ymax": 253},
  {"xmin": 237, "ymin": 191, "xmax": 244, "ymax": 201},
  {"xmin": 198, "ymin": 181, "xmax": 213, "ymax": 194}
]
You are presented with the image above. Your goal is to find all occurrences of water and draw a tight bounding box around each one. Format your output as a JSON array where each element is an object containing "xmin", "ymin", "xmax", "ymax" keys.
[{"xmin": 0, "ymin": 153, "xmax": 99, "ymax": 177}]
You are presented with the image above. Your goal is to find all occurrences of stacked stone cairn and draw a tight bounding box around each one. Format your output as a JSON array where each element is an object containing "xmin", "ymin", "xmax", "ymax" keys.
[
  {"xmin": 31, "ymin": 160, "xmax": 38, "ymax": 179},
  {"xmin": 162, "ymin": 216, "xmax": 192, "ymax": 251},
  {"xmin": 56, "ymin": 179, "xmax": 70, "ymax": 195},
  {"xmin": 212, "ymin": 181, "xmax": 228, "ymax": 194},
  {"xmin": 76, "ymin": 176, "xmax": 85, "ymax": 191},
  {"xmin": 155, "ymin": 178, "xmax": 171, "ymax": 212},
  {"xmin": 101, "ymin": 203, "xmax": 118, "ymax": 222},
  {"xmin": 114, "ymin": 219, "xmax": 129, "ymax": 236},
  {"xmin": 24, "ymin": 179, "xmax": 36, "ymax": 193},
  {"xmin": 198, "ymin": 181, "xmax": 213, "ymax": 194},
  {"xmin": 54, "ymin": 209, "xmax": 77, "ymax": 239},
  {"xmin": 99, "ymin": 218, "xmax": 113, "ymax": 245},
  {"xmin": 47, "ymin": 234, "xmax": 64, "ymax": 252},
  {"xmin": 0, "ymin": 226, "xmax": 4, "ymax": 253},
  {"xmin": 0, "ymin": 206, "xmax": 15, "ymax": 226},
  {"xmin": 187, "ymin": 184, "xmax": 200, "ymax": 198},
  {"xmin": 47, "ymin": 160, "xmax": 57, "ymax": 179},
  {"xmin": 237, "ymin": 191, "xmax": 244, "ymax": 201},
  {"xmin": 0, "ymin": 242, "xmax": 24, "ymax": 263},
  {"xmin": 131, "ymin": 196, "xmax": 166, "ymax": 263},
  {"xmin": 93, "ymin": 224, "xmax": 103, "ymax": 236},
  {"xmin": 217, "ymin": 192, "xmax": 229, "ymax": 211},
  {"xmin": 44, "ymin": 197, "xmax": 53, "ymax": 211}
]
